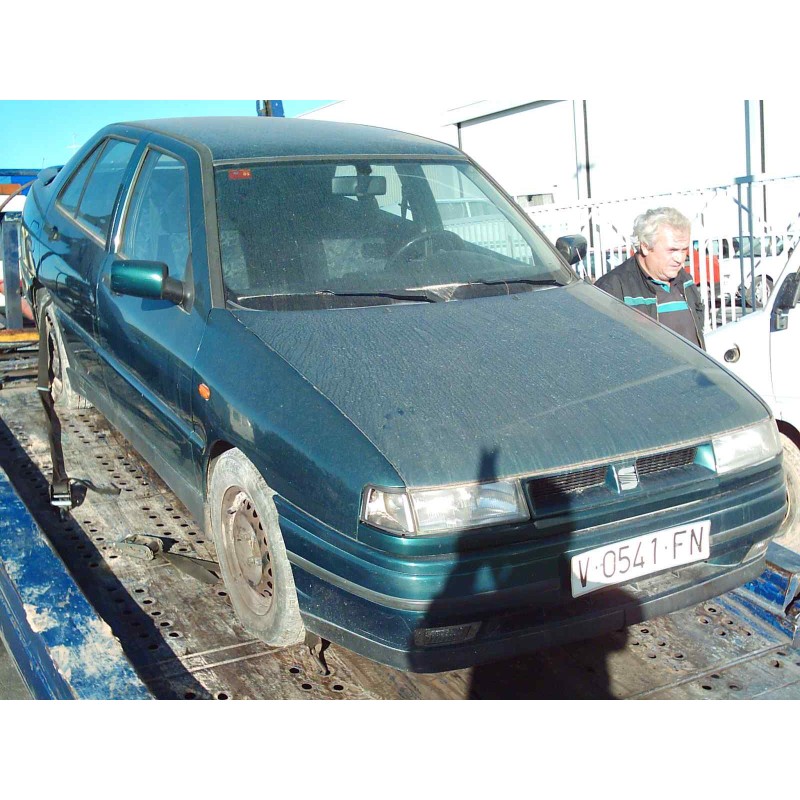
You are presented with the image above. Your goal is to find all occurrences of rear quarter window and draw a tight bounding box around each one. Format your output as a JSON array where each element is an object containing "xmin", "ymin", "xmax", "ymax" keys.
[{"xmin": 59, "ymin": 147, "xmax": 102, "ymax": 215}]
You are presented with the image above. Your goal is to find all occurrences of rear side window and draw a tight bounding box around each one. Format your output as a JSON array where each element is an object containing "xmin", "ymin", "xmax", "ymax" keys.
[
  {"xmin": 121, "ymin": 150, "xmax": 191, "ymax": 281},
  {"xmin": 58, "ymin": 138, "xmax": 137, "ymax": 241},
  {"xmin": 59, "ymin": 147, "xmax": 102, "ymax": 215}
]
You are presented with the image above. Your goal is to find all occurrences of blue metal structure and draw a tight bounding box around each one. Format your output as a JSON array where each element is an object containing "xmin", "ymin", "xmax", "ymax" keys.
[
  {"xmin": 724, "ymin": 541, "xmax": 800, "ymax": 640},
  {"xmin": 0, "ymin": 170, "xmax": 38, "ymax": 196},
  {"xmin": 1, "ymin": 212, "xmax": 24, "ymax": 329},
  {"xmin": 0, "ymin": 467, "xmax": 152, "ymax": 699},
  {"xmin": 256, "ymin": 100, "xmax": 284, "ymax": 117}
]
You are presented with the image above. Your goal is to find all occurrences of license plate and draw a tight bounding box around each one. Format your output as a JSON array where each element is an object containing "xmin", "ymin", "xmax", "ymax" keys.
[{"xmin": 570, "ymin": 520, "xmax": 711, "ymax": 598}]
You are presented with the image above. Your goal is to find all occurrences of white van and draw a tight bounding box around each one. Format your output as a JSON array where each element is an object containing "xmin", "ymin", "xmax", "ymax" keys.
[{"xmin": 706, "ymin": 249, "xmax": 800, "ymax": 542}]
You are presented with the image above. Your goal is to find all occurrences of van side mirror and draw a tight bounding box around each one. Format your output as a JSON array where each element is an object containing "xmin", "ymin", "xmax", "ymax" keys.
[
  {"xmin": 110, "ymin": 260, "xmax": 186, "ymax": 306},
  {"xmin": 770, "ymin": 271, "xmax": 800, "ymax": 331},
  {"xmin": 555, "ymin": 234, "xmax": 588, "ymax": 266},
  {"xmin": 775, "ymin": 272, "xmax": 800, "ymax": 311}
]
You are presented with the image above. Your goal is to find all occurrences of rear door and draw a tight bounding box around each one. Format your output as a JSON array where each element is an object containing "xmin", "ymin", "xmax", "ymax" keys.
[
  {"xmin": 39, "ymin": 136, "xmax": 139, "ymax": 399},
  {"xmin": 95, "ymin": 142, "xmax": 207, "ymax": 502}
]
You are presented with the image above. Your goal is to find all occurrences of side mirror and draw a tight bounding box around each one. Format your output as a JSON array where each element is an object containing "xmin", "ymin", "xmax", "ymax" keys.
[
  {"xmin": 110, "ymin": 260, "xmax": 185, "ymax": 305},
  {"xmin": 775, "ymin": 272, "xmax": 800, "ymax": 311},
  {"xmin": 555, "ymin": 234, "xmax": 588, "ymax": 266},
  {"xmin": 770, "ymin": 272, "xmax": 800, "ymax": 331}
]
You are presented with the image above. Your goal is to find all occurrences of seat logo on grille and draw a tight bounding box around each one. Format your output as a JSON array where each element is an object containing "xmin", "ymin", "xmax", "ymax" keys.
[{"xmin": 615, "ymin": 465, "xmax": 639, "ymax": 491}]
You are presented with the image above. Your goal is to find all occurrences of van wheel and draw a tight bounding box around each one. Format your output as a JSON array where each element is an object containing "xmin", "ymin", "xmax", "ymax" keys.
[
  {"xmin": 37, "ymin": 295, "xmax": 91, "ymax": 410},
  {"xmin": 775, "ymin": 433, "xmax": 800, "ymax": 551},
  {"xmin": 208, "ymin": 450, "xmax": 305, "ymax": 646}
]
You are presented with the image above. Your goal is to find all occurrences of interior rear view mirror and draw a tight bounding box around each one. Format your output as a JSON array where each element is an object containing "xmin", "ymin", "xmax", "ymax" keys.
[{"xmin": 332, "ymin": 175, "xmax": 387, "ymax": 196}]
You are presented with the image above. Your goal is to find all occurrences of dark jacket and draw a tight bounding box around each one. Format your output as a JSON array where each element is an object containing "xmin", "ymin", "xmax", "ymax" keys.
[{"xmin": 594, "ymin": 256, "xmax": 706, "ymax": 349}]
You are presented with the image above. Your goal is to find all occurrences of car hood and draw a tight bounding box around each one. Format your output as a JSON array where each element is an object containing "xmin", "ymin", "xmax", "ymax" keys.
[{"xmin": 233, "ymin": 283, "xmax": 768, "ymax": 487}]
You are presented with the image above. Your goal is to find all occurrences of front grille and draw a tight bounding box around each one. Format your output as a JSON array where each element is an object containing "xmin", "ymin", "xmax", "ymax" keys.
[
  {"xmin": 527, "ymin": 446, "xmax": 699, "ymax": 507},
  {"xmin": 528, "ymin": 465, "xmax": 607, "ymax": 503},
  {"xmin": 636, "ymin": 447, "xmax": 696, "ymax": 476}
]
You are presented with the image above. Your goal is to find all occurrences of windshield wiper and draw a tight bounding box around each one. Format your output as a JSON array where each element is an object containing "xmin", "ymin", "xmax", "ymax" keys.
[
  {"xmin": 467, "ymin": 278, "xmax": 567, "ymax": 288},
  {"xmin": 315, "ymin": 289, "xmax": 438, "ymax": 303}
]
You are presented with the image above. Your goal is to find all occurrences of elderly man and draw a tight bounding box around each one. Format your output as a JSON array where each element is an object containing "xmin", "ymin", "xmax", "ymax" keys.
[{"xmin": 595, "ymin": 207, "xmax": 705, "ymax": 348}]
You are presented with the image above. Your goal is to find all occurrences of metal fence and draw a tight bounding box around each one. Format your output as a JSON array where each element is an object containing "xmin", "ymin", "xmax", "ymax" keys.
[{"xmin": 525, "ymin": 172, "xmax": 800, "ymax": 331}]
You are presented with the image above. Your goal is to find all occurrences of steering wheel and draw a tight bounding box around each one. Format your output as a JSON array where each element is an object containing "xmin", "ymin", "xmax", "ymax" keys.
[{"xmin": 387, "ymin": 229, "xmax": 464, "ymax": 267}]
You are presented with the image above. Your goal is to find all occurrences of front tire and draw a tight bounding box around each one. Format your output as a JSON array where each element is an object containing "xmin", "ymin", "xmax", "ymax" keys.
[
  {"xmin": 37, "ymin": 294, "xmax": 91, "ymax": 410},
  {"xmin": 775, "ymin": 433, "xmax": 800, "ymax": 551},
  {"xmin": 208, "ymin": 450, "xmax": 305, "ymax": 646}
]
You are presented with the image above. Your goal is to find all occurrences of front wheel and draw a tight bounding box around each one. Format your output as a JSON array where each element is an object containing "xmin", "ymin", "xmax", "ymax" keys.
[
  {"xmin": 37, "ymin": 294, "xmax": 91, "ymax": 409},
  {"xmin": 775, "ymin": 433, "xmax": 800, "ymax": 551},
  {"xmin": 208, "ymin": 450, "xmax": 305, "ymax": 646}
]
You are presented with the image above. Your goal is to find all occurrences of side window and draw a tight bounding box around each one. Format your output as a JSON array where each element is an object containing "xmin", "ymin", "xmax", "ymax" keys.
[
  {"xmin": 74, "ymin": 139, "xmax": 137, "ymax": 240},
  {"xmin": 59, "ymin": 146, "xmax": 103, "ymax": 215},
  {"xmin": 121, "ymin": 151, "xmax": 191, "ymax": 281}
]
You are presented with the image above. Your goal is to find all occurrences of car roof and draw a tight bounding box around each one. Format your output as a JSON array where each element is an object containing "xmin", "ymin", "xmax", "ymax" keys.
[{"xmin": 118, "ymin": 117, "xmax": 462, "ymax": 162}]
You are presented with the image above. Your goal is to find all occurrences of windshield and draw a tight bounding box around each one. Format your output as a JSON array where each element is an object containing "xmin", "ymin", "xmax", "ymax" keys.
[{"xmin": 214, "ymin": 159, "xmax": 574, "ymax": 309}]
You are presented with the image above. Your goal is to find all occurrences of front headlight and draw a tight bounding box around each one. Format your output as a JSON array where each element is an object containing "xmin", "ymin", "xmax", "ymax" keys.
[
  {"xmin": 362, "ymin": 479, "xmax": 530, "ymax": 536},
  {"xmin": 713, "ymin": 419, "xmax": 781, "ymax": 475}
]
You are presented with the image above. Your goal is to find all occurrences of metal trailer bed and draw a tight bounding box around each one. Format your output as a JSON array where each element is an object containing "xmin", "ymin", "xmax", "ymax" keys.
[{"xmin": 2, "ymin": 382, "xmax": 800, "ymax": 699}]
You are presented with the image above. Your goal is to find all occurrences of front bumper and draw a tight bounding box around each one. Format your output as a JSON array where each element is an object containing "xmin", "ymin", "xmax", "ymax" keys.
[
  {"xmin": 280, "ymin": 461, "xmax": 786, "ymax": 673},
  {"xmin": 296, "ymin": 549, "xmax": 770, "ymax": 672}
]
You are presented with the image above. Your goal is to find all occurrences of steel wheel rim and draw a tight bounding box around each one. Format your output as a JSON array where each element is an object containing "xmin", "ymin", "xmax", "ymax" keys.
[{"xmin": 222, "ymin": 487, "xmax": 274, "ymax": 615}]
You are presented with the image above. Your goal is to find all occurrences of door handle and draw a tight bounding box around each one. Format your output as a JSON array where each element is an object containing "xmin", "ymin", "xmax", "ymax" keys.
[{"xmin": 45, "ymin": 224, "xmax": 60, "ymax": 241}]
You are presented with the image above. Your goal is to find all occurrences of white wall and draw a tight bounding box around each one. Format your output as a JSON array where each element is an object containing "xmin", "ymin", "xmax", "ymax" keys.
[
  {"xmin": 301, "ymin": 99, "xmax": 798, "ymax": 226},
  {"xmin": 302, "ymin": 100, "xmax": 460, "ymax": 147},
  {"xmin": 458, "ymin": 102, "xmax": 580, "ymax": 202},
  {"xmin": 585, "ymin": 99, "xmax": 746, "ymax": 198}
]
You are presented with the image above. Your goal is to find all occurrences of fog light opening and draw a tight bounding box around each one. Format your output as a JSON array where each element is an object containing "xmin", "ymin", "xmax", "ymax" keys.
[{"xmin": 414, "ymin": 622, "xmax": 481, "ymax": 648}]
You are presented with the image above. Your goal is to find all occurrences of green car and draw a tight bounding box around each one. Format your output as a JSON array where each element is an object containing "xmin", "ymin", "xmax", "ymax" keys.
[{"xmin": 21, "ymin": 117, "xmax": 786, "ymax": 671}]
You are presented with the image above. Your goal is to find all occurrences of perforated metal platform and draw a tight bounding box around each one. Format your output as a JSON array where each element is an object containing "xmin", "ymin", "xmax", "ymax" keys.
[{"xmin": 2, "ymin": 384, "xmax": 800, "ymax": 699}]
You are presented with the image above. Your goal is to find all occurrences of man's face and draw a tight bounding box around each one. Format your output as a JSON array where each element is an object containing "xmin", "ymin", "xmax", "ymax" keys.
[{"xmin": 639, "ymin": 226, "xmax": 690, "ymax": 282}]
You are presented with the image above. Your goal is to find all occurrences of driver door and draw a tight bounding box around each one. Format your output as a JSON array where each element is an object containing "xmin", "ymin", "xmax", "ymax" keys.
[{"xmin": 96, "ymin": 146, "xmax": 206, "ymax": 502}]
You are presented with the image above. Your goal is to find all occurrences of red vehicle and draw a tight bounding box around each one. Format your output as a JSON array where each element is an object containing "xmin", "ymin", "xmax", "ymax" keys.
[{"xmin": 685, "ymin": 244, "xmax": 721, "ymax": 296}]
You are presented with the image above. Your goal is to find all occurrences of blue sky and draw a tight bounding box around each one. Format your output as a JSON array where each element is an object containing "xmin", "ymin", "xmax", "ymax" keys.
[{"xmin": 0, "ymin": 100, "xmax": 333, "ymax": 170}]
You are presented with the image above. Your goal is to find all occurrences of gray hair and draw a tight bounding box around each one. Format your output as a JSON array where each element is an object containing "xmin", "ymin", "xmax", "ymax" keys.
[{"xmin": 633, "ymin": 207, "xmax": 691, "ymax": 250}]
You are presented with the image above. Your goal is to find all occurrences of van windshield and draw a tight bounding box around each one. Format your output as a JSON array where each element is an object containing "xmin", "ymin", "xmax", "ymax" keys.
[{"xmin": 214, "ymin": 159, "xmax": 574, "ymax": 309}]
